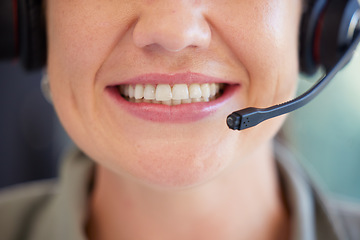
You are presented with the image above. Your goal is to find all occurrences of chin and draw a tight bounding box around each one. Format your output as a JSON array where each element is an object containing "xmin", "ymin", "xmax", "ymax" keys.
[{"xmin": 104, "ymin": 141, "xmax": 231, "ymax": 190}]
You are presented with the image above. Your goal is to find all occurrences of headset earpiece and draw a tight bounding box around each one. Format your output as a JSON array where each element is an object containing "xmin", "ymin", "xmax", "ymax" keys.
[
  {"xmin": 18, "ymin": 0, "xmax": 46, "ymax": 70},
  {"xmin": 320, "ymin": 0, "xmax": 360, "ymax": 70},
  {"xmin": 0, "ymin": 0, "xmax": 17, "ymax": 59},
  {"xmin": 300, "ymin": 0, "xmax": 327, "ymax": 75},
  {"xmin": 300, "ymin": 0, "xmax": 360, "ymax": 75},
  {"xmin": 0, "ymin": 0, "xmax": 46, "ymax": 71}
]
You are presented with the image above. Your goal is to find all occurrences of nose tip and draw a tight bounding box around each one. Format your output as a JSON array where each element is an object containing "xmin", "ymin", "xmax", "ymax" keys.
[{"xmin": 132, "ymin": 8, "xmax": 211, "ymax": 52}]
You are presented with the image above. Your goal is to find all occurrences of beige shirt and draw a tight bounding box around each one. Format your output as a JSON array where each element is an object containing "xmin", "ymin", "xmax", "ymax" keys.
[{"xmin": 0, "ymin": 143, "xmax": 360, "ymax": 240}]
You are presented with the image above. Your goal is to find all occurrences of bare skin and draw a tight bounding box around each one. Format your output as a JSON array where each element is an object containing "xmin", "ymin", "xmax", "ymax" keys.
[
  {"xmin": 45, "ymin": 0, "xmax": 301, "ymax": 239},
  {"xmin": 87, "ymin": 142, "xmax": 289, "ymax": 240}
]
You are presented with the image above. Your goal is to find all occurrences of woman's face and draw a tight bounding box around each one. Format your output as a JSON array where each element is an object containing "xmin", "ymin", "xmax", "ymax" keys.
[{"xmin": 46, "ymin": 0, "xmax": 302, "ymax": 188}]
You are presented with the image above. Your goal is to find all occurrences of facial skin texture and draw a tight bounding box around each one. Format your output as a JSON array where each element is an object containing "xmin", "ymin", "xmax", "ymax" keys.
[
  {"xmin": 47, "ymin": 0, "xmax": 301, "ymax": 189},
  {"xmin": 46, "ymin": 0, "xmax": 302, "ymax": 239}
]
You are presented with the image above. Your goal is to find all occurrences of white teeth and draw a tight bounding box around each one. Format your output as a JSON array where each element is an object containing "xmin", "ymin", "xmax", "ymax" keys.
[
  {"xmin": 156, "ymin": 84, "xmax": 172, "ymax": 101},
  {"xmin": 120, "ymin": 83, "xmax": 224, "ymax": 105},
  {"xmin": 189, "ymin": 84, "xmax": 202, "ymax": 99},
  {"xmin": 128, "ymin": 85, "xmax": 134, "ymax": 98},
  {"xmin": 215, "ymin": 84, "xmax": 220, "ymax": 93},
  {"xmin": 172, "ymin": 84, "xmax": 189, "ymax": 100},
  {"xmin": 200, "ymin": 84, "xmax": 210, "ymax": 99},
  {"xmin": 134, "ymin": 84, "xmax": 144, "ymax": 99},
  {"xmin": 210, "ymin": 83, "xmax": 216, "ymax": 97},
  {"xmin": 144, "ymin": 84, "xmax": 156, "ymax": 100}
]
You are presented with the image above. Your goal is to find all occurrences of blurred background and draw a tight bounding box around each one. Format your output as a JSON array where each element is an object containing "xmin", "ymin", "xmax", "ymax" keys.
[
  {"xmin": 0, "ymin": 47, "xmax": 359, "ymax": 201},
  {"xmin": 284, "ymin": 46, "xmax": 360, "ymax": 200},
  {"xmin": 0, "ymin": 62, "xmax": 72, "ymax": 189}
]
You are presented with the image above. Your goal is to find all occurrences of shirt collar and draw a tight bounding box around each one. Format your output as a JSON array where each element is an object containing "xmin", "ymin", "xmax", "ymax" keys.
[
  {"xmin": 54, "ymin": 148, "xmax": 94, "ymax": 240},
  {"xmin": 275, "ymin": 140, "xmax": 342, "ymax": 240}
]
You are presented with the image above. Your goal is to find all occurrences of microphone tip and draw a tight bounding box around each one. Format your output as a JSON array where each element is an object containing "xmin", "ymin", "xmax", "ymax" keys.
[{"xmin": 226, "ymin": 115, "xmax": 239, "ymax": 130}]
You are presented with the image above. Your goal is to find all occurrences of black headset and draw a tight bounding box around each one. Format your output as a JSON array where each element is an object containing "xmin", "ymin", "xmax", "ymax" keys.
[
  {"xmin": 0, "ymin": 0, "xmax": 359, "ymax": 130},
  {"xmin": 0, "ymin": 0, "xmax": 46, "ymax": 70},
  {"xmin": 300, "ymin": 0, "xmax": 360, "ymax": 74}
]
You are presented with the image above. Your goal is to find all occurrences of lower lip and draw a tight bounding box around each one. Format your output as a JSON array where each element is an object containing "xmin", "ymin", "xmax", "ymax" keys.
[{"xmin": 106, "ymin": 85, "xmax": 239, "ymax": 123}]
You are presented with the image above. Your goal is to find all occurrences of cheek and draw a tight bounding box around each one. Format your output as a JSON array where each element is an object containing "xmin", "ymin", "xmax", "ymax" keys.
[
  {"xmin": 46, "ymin": 0, "xmax": 138, "ymax": 83},
  {"xmin": 209, "ymin": 0, "xmax": 301, "ymax": 107},
  {"xmin": 245, "ymin": 13, "xmax": 299, "ymax": 108},
  {"xmin": 46, "ymin": 0, "xmax": 139, "ymax": 152}
]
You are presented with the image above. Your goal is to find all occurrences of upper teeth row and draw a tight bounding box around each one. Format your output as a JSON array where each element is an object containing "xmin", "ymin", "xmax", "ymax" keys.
[{"xmin": 119, "ymin": 83, "xmax": 222, "ymax": 102}]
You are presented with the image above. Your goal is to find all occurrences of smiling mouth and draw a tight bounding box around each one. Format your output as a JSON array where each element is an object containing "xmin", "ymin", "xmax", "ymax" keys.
[
  {"xmin": 118, "ymin": 83, "xmax": 225, "ymax": 106},
  {"xmin": 106, "ymin": 73, "xmax": 238, "ymax": 122}
]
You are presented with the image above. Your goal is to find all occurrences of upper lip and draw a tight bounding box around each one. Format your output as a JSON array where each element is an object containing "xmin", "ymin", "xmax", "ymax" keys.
[{"xmin": 106, "ymin": 72, "xmax": 239, "ymax": 87}]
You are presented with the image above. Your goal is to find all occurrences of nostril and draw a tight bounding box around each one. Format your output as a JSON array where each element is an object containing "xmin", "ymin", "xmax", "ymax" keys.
[
  {"xmin": 133, "ymin": 25, "xmax": 195, "ymax": 52},
  {"xmin": 132, "ymin": 10, "xmax": 211, "ymax": 52}
]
